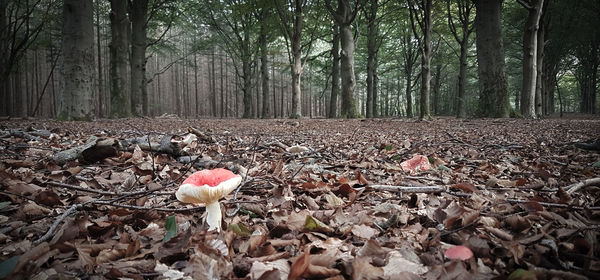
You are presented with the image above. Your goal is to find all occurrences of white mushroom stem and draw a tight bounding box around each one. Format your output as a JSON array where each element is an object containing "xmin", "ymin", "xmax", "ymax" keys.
[{"xmin": 205, "ymin": 201, "xmax": 222, "ymax": 232}]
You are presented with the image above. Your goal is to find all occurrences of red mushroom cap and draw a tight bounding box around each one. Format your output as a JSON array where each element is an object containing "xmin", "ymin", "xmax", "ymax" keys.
[
  {"xmin": 182, "ymin": 168, "xmax": 240, "ymax": 187},
  {"xmin": 444, "ymin": 245, "xmax": 474, "ymax": 261},
  {"xmin": 176, "ymin": 168, "xmax": 242, "ymax": 205}
]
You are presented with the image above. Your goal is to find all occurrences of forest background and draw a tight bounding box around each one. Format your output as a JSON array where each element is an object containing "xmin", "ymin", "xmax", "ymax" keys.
[{"xmin": 0, "ymin": 0, "xmax": 598, "ymax": 120}]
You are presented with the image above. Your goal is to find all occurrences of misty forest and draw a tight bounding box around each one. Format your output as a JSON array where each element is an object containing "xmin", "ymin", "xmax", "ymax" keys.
[
  {"xmin": 1, "ymin": 1, "xmax": 600, "ymax": 279},
  {"xmin": 1, "ymin": 0, "xmax": 598, "ymax": 120}
]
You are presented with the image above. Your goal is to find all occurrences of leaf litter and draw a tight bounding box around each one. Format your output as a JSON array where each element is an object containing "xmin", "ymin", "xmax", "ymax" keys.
[{"xmin": 0, "ymin": 117, "xmax": 599, "ymax": 279}]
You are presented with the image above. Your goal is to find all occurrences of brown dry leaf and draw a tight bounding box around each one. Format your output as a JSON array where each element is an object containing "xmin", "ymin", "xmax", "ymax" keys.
[
  {"xmin": 351, "ymin": 224, "xmax": 377, "ymax": 239},
  {"xmin": 288, "ymin": 248, "xmax": 310, "ymax": 280},
  {"xmin": 485, "ymin": 226, "xmax": 514, "ymax": 241},
  {"xmin": 451, "ymin": 182, "xmax": 478, "ymax": 193},
  {"xmin": 383, "ymin": 250, "xmax": 428, "ymax": 277},
  {"xmin": 352, "ymin": 257, "xmax": 383, "ymax": 280},
  {"xmin": 13, "ymin": 242, "xmax": 50, "ymax": 274},
  {"xmin": 249, "ymin": 259, "xmax": 290, "ymax": 280},
  {"xmin": 184, "ymin": 250, "xmax": 233, "ymax": 279},
  {"xmin": 324, "ymin": 192, "xmax": 345, "ymax": 207}
]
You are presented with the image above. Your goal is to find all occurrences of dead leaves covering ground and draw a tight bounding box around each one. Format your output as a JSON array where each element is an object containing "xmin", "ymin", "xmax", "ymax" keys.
[{"xmin": 0, "ymin": 117, "xmax": 599, "ymax": 280}]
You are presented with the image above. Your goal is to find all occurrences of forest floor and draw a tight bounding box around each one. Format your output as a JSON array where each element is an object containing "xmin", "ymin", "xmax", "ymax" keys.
[{"xmin": 1, "ymin": 117, "xmax": 599, "ymax": 279}]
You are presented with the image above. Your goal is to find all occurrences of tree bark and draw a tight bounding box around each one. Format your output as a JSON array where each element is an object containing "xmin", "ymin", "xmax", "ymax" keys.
[
  {"xmin": 446, "ymin": 0, "xmax": 474, "ymax": 118},
  {"xmin": 109, "ymin": 0, "xmax": 131, "ymax": 118},
  {"xmin": 409, "ymin": 0, "xmax": 432, "ymax": 120},
  {"xmin": 329, "ymin": 24, "xmax": 340, "ymax": 118},
  {"xmin": 259, "ymin": 11, "xmax": 270, "ymax": 119},
  {"xmin": 519, "ymin": 0, "xmax": 544, "ymax": 118},
  {"xmin": 432, "ymin": 63, "xmax": 442, "ymax": 115},
  {"xmin": 339, "ymin": 23, "xmax": 357, "ymax": 118},
  {"xmin": 365, "ymin": 0, "xmax": 378, "ymax": 118},
  {"xmin": 327, "ymin": 0, "xmax": 358, "ymax": 118},
  {"xmin": 474, "ymin": 0, "xmax": 509, "ymax": 118},
  {"xmin": 59, "ymin": 0, "xmax": 95, "ymax": 120},
  {"xmin": 130, "ymin": 0, "xmax": 148, "ymax": 116}
]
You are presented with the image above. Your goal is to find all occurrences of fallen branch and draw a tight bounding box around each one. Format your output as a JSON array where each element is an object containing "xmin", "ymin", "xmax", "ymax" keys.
[
  {"xmin": 368, "ymin": 184, "xmax": 445, "ymax": 193},
  {"xmin": 51, "ymin": 136, "xmax": 119, "ymax": 164},
  {"xmin": 564, "ymin": 177, "xmax": 600, "ymax": 194},
  {"xmin": 34, "ymin": 202, "xmax": 89, "ymax": 245},
  {"xmin": 46, "ymin": 181, "xmax": 174, "ymax": 196}
]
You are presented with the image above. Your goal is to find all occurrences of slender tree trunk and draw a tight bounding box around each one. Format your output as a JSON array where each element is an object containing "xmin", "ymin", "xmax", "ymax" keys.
[
  {"xmin": 404, "ymin": 63, "xmax": 413, "ymax": 118},
  {"xmin": 0, "ymin": 0, "xmax": 8, "ymax": 116},
  {"xmin": 474, "ymin": 0, "xmax": 509, "ymax": 117},
  {"xmin": 109, "ymin": 0, "xmax": 131, "ymax": 118},
  {"xmin": 339, "ymin": 23, "xmax": 357, "ymax": 118},
  {"xmin": 130, "ymin": 0, "xmax": 148, "ymax": 116},
  {"xmin": 291, "ymin": 40, "xmax": 302, "ymax": 118},
  {"xmin": 329, "ymin": 24, "xmax": 340, "ymax": 118},
  {"xmin": 457, "ymin": 38, "xmax": 468, "ymax": 118},
  {"xmin": 220, "ymin": 51, "xmax": 224, "ymax": 118},
  {"xmin": 211, "ymin": 47, "xmax": 217, "ymax": 117},
  {"xmin": 365, "ymin": 0, "xmax": 378, "ymax": 118},
  {"xmin": 59, "ymin": 0, "xmax": 95, "ymax": 120},
  {"xmin": 260, "ymin": 22, "xmax": 270, "ymax": 118},
  {"xmin": 535, "ymin": 17, "xmax": 544, "ymax": 116},
  {"xmin": 95, "ymin": 0, "xmax": 104, "ymax": 118},
  {"xmin": 519, "ymin": 0, "xmax": 544, "ymax": 118},
  {"xmin": 433, "ymin": 63, "xmax": 441, "ymax": 115}
]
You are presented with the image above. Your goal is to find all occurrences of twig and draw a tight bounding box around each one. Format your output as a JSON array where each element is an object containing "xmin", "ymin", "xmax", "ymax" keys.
[
  {"xmin": 403, "ymin": 175, "xmax": 444, "ymax": 183},
  {"xmin": 368, "ymin": 184, "xmax": 445, "ymax": 193},
  {"xmin": 565, "ymin": 177, "xmax": 600, "ymax": 194},
  {"xmin": 33, "ymin": 201, "xmax": 91, "ymax": 245},
  {"xmin": 47, "ymin": 181, "xmax": 175, "ymax": 196}
]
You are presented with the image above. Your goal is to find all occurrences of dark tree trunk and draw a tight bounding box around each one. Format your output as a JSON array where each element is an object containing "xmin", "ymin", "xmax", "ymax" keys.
[
  {"xmin": 474, "ymin": 0, "xmax": 509, "ymax": 117},
  {"xmin": 259, "ymin": 13, "xmax": 270, "ymax": 118},
  {"xmin": 130, "ymin": 0, "xmax": 148, "ymax": 116},
  {"xmin": 109, "ymin": 0, "xmax": 131, "ymax": 118},
  {"xmin": 365, "ymin": 0, "xmax": 378, "ymax": 118},
  {"xmin": 432, "ymin": 63, "xmax": 442, "ymax": 115},
  {"xmin": 59, "ymin": 0, "xmax": 95, "ymax": 120}
]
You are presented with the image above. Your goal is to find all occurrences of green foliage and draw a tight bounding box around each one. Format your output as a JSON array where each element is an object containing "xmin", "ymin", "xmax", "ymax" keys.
[{"xmin": 163, "ymin": 215, "xmax": 177, "ymax": 242}]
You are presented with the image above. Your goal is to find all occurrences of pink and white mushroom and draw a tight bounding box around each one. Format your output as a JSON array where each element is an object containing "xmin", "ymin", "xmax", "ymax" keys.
[{"xmin": 175, "ymin": 168, "xmax": 242, "ymax": 231}]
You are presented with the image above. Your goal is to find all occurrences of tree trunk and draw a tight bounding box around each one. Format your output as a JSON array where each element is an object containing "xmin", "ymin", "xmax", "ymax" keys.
[
  {"xmin": 474, "ymin": 0, "xmax": 509, "ymax": 118},
  {"xmin": 59, "ymin": 0, "xmax": 95, "ymax": 120},
  {"xmin": 365, "ymin": 0, "xmax": 378, "ymax": 118},
  {"xmin": 130, "ymin": 0, "xmax": 148, "ymax": 116},
  {"xmin": 339, "ymin": 23, "xmax": 357, "ymax": 118},
  {"xmin": 290, "ymin": 9, "xmax": 303, "ymax": 118},
  {"xmin": 0, "ymin": 0, "xmax": 8, "ymax": 116},
  {"xmin": 457, "ymin": 37, "xmax": 469, "ymax": 118},
  {"xmin": 109, "ymin": 0, "xmax": 131, "ymax": 118},
  {"xmin": 519, "ymin": 0, "xmax": 544, "ymax": 118},
  {"xmin": 535, "ymin": 16, "xmax": 544, "ymax": 116},
  {"xmin": 220, "ymin": 50, "xmax": 224, "ymax": 118},
  {"xmin": 211, "ymin": 47, "xmax": 217, "ymax": 117},
  {"xmin": 260, "ymin": 18, "xmax": 270, "ymax": 118},
  {"xmin": 241, "ymin": 26, "xmax": 253, "ymax": 118},
  {"xmin": 432, "ymin": 63, "xmax": 441, "ymax": 115},
  {"xmin": 329, "ymin": 24, "xmax": 340, "ymax": 118},
  {"xmin": 95, "ymin": 0, "xmax": 104, "ymax": 118}
]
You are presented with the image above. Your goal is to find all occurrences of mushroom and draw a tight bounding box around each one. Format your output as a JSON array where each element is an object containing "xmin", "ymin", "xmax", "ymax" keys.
[
  {"xmin": 175, "ymin": 168, "xmax": 242, "ymax": 231},
  {"xmin": 444, "ymin": 245, "xmax": 474, "ymax": 261}
]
